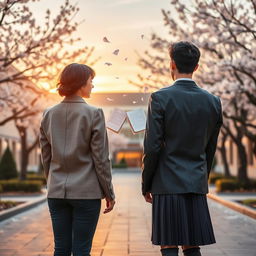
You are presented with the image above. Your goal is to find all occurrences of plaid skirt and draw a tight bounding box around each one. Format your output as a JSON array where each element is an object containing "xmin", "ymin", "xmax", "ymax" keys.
[{"xmin": 152, "ymin": 193, "xmax": 216, "ymax": 246}]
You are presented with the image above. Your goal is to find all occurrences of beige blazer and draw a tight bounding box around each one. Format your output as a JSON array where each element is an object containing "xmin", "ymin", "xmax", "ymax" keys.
[{"xmin": 39, "ymin": 95, "xmax": 115, "ymax": 200}]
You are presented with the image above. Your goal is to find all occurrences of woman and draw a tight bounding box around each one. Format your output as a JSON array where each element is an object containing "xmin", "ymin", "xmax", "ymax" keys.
[{"xmin": 39, "ymin": 63, "xmax": 115, "ymax": 256}]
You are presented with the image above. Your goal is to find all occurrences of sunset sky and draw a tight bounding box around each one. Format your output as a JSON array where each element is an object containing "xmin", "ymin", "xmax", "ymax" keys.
[{"xmin": 29, "ymin": 0, "xmax": 173, "ymax": 93}]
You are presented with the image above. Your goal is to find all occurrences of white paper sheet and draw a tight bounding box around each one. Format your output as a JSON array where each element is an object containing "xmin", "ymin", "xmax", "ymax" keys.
[
  {"xmin": 106, "ymin": 108, "xmax": 127, "ymax": 133},
  {"xmin": 126, "ymin": 109, "xmax": 146, "ymax": 133}
]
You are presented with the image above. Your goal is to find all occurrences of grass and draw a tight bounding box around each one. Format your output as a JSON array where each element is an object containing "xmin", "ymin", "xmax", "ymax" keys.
[
  {"xmin": 238, "ymin": 199, "xmax": 256, "ymax": 209},
  {"xmin": 0, "ymin": 200, "xmax": 24, "ymax": 212}
]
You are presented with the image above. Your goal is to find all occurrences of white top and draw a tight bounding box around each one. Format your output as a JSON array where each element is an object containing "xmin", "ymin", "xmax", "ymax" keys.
[{"xmin": 175, "ymin": 78, "xmax": 194, "ymax": 82}]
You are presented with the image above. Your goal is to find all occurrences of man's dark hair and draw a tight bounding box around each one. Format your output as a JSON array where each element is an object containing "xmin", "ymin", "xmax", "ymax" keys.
[{"xmin": 169, "ymin": 41, "xmax": 200, "ymax": 74}]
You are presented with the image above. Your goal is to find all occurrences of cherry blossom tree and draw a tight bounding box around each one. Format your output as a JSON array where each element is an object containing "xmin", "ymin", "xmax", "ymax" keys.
[
  {"xmin": 1, "ymin": 80, "xmax": 51, "ymax": 179},
  {"xmin": 0, "ymin": 0, "xmax": 97, "ymax": 125},
  {"xmin": 221, "ymin": 95, "xmax": 250, "ymax": 182},
  {"xmin": 15, "ymin": 114, "xmax": 40, "ymax": 180},
  {"xmin": 0, "ymin": 70, "xmax": 42, "ymax": 126},
  {"xmin": 133, "ymin": 0, "xmax": 256, "ymax": 183}
]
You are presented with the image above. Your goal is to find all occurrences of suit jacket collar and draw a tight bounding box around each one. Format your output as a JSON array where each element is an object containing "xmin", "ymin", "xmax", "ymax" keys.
[
  {"xmin": 61, "ymin": 95, "xmax": 86, "ymax": 103},
  {"xmin": 173, "ymin": 79, "xmax": 198, "ymax": 88}
]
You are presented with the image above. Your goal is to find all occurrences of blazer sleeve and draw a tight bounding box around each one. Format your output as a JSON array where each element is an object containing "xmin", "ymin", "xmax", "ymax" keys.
[
  {"xmin": 39, "ymin": 111, "xmax": 51, "ymax": 180},
  {"xmin": 90, "ymin": 108, "xmax": 115, "ymax": 200},
  {"xmin": 205, "ymin": 97, "xmax": 223, "ymax": 175},
  {"xmin": 142, "ymin": 93, "xmax": 164, "ymax": 195}
]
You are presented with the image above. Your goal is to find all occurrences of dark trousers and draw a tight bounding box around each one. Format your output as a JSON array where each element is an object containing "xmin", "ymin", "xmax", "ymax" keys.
[{"xmin": 48, "ymin": 198, "xmax": 101, "ymax": 256}]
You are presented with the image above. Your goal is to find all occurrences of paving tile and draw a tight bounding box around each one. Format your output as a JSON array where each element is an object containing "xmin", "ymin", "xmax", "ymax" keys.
[{"xmin": 0, "ymin": 172, "xmax": 255, "ymax": 256}]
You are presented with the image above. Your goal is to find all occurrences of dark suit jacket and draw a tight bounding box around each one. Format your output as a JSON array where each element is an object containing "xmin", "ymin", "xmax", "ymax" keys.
[{"xmin": 142, "ymin": 79, "xmax": 223, "ymax": 195}]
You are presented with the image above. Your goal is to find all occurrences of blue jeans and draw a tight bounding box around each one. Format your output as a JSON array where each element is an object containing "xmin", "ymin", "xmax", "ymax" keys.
[{"xmin": 48, "ymin": 198, "xmax": 101, "ymax": 256}]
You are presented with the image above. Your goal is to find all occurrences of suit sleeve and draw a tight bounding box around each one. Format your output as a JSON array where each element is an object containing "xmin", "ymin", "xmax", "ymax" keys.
[
  {"xmin": 142, "ymin": 93, "xmax": 164, "ymax": 195},
  {"xmin": 39, "ymin": 112, "xmax": 51, "ymax": 180},
  {"xmin": 205, "ymin": 97, "xmax": 223, "ymax": 175},
  {"xmin": 90, "ymin": 108, "xmax": 115, "ymax": 200}
]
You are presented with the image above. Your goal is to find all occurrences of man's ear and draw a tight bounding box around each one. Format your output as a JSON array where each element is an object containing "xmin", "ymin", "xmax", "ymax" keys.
[
  {"xmin": 194, "ymin": 64, "xmax": 199, "ymax": 72},
  {"xmin": 170, "ymin": 60, "xmax": 176, "ymax": 70}
]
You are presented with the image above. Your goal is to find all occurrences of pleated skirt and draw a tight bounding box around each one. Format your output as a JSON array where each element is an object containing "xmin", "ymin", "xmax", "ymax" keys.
[{"xmin": 152, "ymin": 193, "xmax": 216, "ymax": 246}]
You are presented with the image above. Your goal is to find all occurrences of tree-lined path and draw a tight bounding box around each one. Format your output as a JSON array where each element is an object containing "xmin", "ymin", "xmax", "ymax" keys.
[{"xmin": 0, "ymin": 171, "xmax": 255, "ymax": 256}]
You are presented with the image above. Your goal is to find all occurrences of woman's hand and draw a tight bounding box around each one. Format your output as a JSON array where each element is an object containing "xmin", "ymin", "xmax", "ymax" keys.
[
  {"xmin": 103, "ymin": 198, "xmax": 115, "ymax": 214},
  {"xmin": 144, "ymin": 192, "xmax": 152, "ymax": 204}
]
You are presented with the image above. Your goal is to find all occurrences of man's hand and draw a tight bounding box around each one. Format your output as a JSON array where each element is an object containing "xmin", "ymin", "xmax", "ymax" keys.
[
  {"xmin": 144, "ymin": 192, "xmax": 152, "ymax": 204},
  {"xmin": 103, "ymin": 198, "xmax": 115, "ymax": 214}
]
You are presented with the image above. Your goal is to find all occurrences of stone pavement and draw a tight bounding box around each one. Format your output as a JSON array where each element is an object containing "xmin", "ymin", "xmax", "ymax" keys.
[{"xmin": 0, "ymin": 171, "xmax": 256, "ymax": 256}]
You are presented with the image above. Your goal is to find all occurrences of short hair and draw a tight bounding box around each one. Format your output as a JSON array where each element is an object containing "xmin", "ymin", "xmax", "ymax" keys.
[
  {"xmin": 57, "ymin": 63, "xmax": 95, "ymax": 97},
  {"xmin": 169, "ymin": 41, "xmax": 200, "ymax": 74}
]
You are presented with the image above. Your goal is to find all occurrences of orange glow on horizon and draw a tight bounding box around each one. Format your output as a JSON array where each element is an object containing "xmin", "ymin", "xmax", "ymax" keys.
[{"xmin": 38, "ymin": 74, "xmax": 142, "ymax": 94}]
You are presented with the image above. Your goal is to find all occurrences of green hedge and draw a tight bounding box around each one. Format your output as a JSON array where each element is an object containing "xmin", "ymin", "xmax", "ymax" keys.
[
  {"xmin": 209, "ymin": 172, "xmax": 224, "ymax": 184},
  {"xmin": 216, "ymin": 178, "xmax": 256, "ymax": 192},
  {"xmin": 112, "ymin": 157, "xmax": 128, "ymax": 168},
  {"xmin": 27, "ymin": 171, "xmax": 38, "ymax": 175},
  {"xmin": 26, "ymin": 174, "xmax": 46, "ymax": 185},
  {"xmin": 112, "ymin": 163, "xmax": 128, "ymax": 168},
  {"xmin": 241, "ymin": 199, "xmax": 256, "ymax": 205},
  {"xmin": 209, "ymin": 172, "xmax": 236, "ymax": 184},
  {"xmin": 0, "ymin": 146, "xmax": 18, "ymax": 180},
  {"xmin": 0, "ymin": 180, "xmax": 43, "ymax": 192},
  {"xmin": 216, "ymin": 179, "xmax": 240, "ymax": 192}
]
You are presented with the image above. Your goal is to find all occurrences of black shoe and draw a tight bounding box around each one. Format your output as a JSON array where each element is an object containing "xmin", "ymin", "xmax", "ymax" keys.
[
  {"xmin": 161, "ymin": 247, "xmax": 179, "ymax": 256},
  {"xmin": 183, "ymin": 247, "xmax": 201, "ymax": 256}
]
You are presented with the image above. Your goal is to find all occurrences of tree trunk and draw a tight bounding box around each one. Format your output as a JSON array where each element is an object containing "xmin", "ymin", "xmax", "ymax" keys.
[
  {"xmin": 218, "ymin": 131, "xmax": 231, "ymax": 177},
  {"xmin": 236, "ymin": 141, "xmax": 249, "ymax": 183},
  {"xmin": 19, "ymin": 127, "xmax": 28, "ymax": 180},
  {"xmin": 15, "ymin": 122, "xmax": 40, "ymax": 180},
  {"xmin": 220, "ymin": 142, "xmax": 231, "ymax": 177},
  {"xmin": 223, "ymin": 118, "xmax": 249, "ymax": 184}
]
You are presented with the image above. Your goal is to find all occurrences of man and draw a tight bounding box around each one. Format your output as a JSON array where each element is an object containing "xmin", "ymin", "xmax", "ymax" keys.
[{"xmin": 142, "ymin": 41, "xmax": 223, "ymax": 256}]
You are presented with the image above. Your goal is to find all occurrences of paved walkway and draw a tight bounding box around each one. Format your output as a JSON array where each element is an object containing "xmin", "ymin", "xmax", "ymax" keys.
[{"xmin": 0, "ymin": 171, "xmax": 255, "ymax": 256}]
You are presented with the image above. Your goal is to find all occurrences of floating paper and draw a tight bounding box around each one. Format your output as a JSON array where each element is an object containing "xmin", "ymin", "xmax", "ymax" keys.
[
  {"xmin": 106, "ymin": 108, "xmax": 146, "ymax": 134},
  {"xmin": 106, "ymin": 109, "xmax": 127, "ymax": 133},
  {"xmin": 126, "ymin": 109, "xmax": 146, "ymax": 133},
  {"xmin": 103, "ymin": 36, "xmax": 111, "ymax": 43},
  {"xmin": 113, "ymin": 49, "xmax": 119, "ymax": 55}
]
